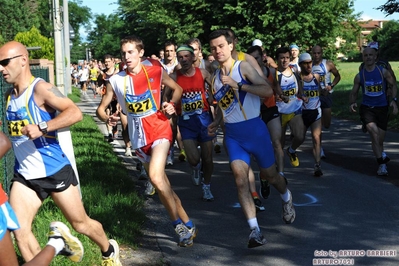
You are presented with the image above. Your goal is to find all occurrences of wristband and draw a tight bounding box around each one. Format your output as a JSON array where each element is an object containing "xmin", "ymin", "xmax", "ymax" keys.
[
  {"xmin": 169, "ymin": 101, "xmax": 176, "ymax": 107},
  {"xmin": 392, "ymin": 97, "xmax": 398, "ymax": 103}
]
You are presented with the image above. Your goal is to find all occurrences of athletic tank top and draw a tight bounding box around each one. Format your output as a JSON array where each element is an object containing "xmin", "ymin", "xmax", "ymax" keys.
[
  {"xmin": 6, "ymin": 77, "xmax": 71, "ymax": 179},
  {"xmin": 359, "ymin": 66, "xmax": 388, "ymax": 107},
  {"xmin": 312, "ymin": 59, "xmax": 331, "ymax": 89},
  {"xmin": 276, "ymin": 70, "xmax": 303, "ymax": 114},
  {"xmin": 302, "ymin": 75, "xmax": 321, "ymax": 110},
  {"xmin": 213, "ymin": 61, "xmax": 261, "ymax": 123},
  {"xmin": 109, "ymin": 65, "xmax": 171, "ymax": 149},
  {"xmin": 263, "ymin": 67, "xmax": 276, "ymax": 108},
  {"xmin": 176, "ymin": 68, "xmax": 209, "ymax": 116},
  {"xmin": 0, "ymin": 185, "xmax": 7, "ymax": 205}
]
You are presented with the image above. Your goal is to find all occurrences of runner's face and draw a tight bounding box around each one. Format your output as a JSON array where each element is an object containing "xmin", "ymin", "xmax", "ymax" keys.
[
  {"xmin": 121, "ymin": 42, "xmax": 144, "ymax": 70},
  {"xmin": 291, "ymin": 48, "xmax": 299, "ymax": 59},
  {"xmin": 104, "ymin": 58, "xmax": 114, "ymax": 69},
  {"xmin": 210, "ymin": 36, "xmax": 233, "ymax": 63},
  {"xmin": 164, "ymin": 45, "xmax": 176, "ymax": 61},
  {"xmin": 300, "ymin": 61, "xmax": 312, "ymax": 74},
  {"xmin": 363, "ymin": 48, "xmax": 377, "ymax": 66},
  {"xmin": 277, "ymin": 52, "xmax": 291, "ymax": 69},
  {"xmin": 312, "ymin": 47, "xmax": 323, "ymax": 63},
  {"xmin": 177, "ymin": 51, "xmax": 194, "ymax": 70},
  {"xmin": 249, "ymin": 51, "xmax": 263, "ymax": 69}
]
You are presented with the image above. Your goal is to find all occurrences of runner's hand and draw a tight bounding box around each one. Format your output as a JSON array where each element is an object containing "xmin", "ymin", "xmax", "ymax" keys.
[
  {"xmin": 208, "ymin": 122, "xmax": 218, "ymax": 137},
  {"xmin": 349, "ymin": 103, "xmax": 357, "ymax": 113},
  {"xmin": 108, "ymin": 110, "xmax": 120, "ymax": 126}
]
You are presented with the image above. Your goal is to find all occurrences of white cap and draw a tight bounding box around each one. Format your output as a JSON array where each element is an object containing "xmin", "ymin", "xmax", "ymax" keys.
[
  {"xmin": 252, "ymin": 39, "xmax": 263, "ymax": 47},
  {"xmin": 368, "ymin": 41, "xmax": 379, "ymax": 50},
  {"xmin": 298, "ymin": 53, "xmax": 312, "ymax": 63}
]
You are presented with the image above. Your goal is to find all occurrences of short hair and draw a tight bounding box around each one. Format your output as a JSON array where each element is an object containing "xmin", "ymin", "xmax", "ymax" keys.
[
  {"xmin": 186, "ymin": 38, "xmax": 202, "ymax": 50},
  {"xmin": 275, "ymin": 47, "xmax": 291, "ymax": 59},
  {"xmin": 120, "ymin": 35, "xmax": 144, "ymax": 51},
  {"xmin": 104, "ymin": 54, "xmax": 113, "ymax": 60},
  {"xmin": 164, "ymin": 40, "xmax": 177, "ymax": 51},
  {"xmin": 209, "ymin": 29, "xmax": 233, "ymax": 44},
  {"xmin": 246, "ymin": 45, "xmax": 263, "ymax": 57}
]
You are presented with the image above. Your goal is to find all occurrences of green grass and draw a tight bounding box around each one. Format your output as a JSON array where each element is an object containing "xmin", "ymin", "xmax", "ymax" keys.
[
  {"xmin": 331, "ymin": 61, "xmax": 399, "ymax": 130},
  {"xmin": 68, "ymin": 86, "xmax": 82, "ymax": 103},
  {"xmin": 14, "ymin": 91, "xmax": 146, "ymax": 265}
]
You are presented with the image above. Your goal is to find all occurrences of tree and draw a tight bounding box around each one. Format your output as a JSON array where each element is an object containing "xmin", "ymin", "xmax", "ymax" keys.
[
  {"xmin": 0, "ymin": 0, "xmax": 40, "ymax": 41},
  {"xmin": 377, "ymin": 0, "xmax": 399, "ymax": 16},
  {"xmin": 87, "ymin": 14, "xmax": 127, "ymax": 60},
  {"xmin": 369, "ymin": 20, "xmax": 399, "ymax": 61},
  {"xmin": 14, "ymin": 27, "xmax": 55, "ymax": 60},
  {"xmin": 115, "ymin": 0, "xmax": 360, "ymax": 58}
]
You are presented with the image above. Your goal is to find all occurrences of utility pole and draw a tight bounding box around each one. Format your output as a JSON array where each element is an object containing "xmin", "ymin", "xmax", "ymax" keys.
[
  {"xmin": 63, "ymin": 0, "xmax": 71, "ymax": 94},
  {"xmin": 53, "ymin": 0, "xmax": 65, "ymax": 95}
]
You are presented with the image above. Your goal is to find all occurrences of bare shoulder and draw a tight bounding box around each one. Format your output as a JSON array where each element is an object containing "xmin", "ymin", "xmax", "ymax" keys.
[{"xmin": 35, "ymin": 80, "xmax": 66, "ymax": 98}]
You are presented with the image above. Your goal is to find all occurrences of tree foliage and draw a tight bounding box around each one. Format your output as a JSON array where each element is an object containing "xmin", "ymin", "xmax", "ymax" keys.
[
  {"xmin": 0, "ymin": 0, "xmax": 40, "ymax": 41},
  {"xmin": 369, "ymin": 20, "xmax": 399, "ymax": 61},
  {"xmin": 14, "ymin": 27, "xmax": 55, "ymax": 60},
  {"xmin": 86, "ymin": 14, "xmax": 126, "ymax": 60},
  {"xmin": 113, "ymin": 0, "xmax": 361, "ymax": 59},
  {"xmin": 377, "ymin": 0, "xmax": 399, "ymax": 16}
]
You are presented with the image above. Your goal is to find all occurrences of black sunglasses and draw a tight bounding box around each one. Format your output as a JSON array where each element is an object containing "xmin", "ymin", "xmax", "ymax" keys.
[{"xmin": 0, "ymin": 55, "xmax": 23, "ymax": 67}]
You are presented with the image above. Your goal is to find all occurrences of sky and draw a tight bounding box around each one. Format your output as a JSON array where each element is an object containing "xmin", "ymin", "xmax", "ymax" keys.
[{"xmin": 79, "ymin": 0, "xmax": 399, "ymax": 39}]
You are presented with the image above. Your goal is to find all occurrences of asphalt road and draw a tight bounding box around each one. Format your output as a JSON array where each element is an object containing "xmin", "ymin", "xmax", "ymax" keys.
[{"xmin": 79, "ymin": 95, "xmax": 399, "ymax": 266}]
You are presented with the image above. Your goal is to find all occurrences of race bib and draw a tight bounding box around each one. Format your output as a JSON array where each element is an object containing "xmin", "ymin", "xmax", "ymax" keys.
[{"xmin": 125, "ymin": 90, "xmax": 157, "ymax": 118}]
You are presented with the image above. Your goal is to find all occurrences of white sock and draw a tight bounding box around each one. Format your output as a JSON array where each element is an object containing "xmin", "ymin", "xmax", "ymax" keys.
[
  {"xmin": 248, "ymin": 217, "xmax": 259, "ymax": 231},
  {"xmin": 281, "ymin": 189, "xmax": 291, "ymax": 203},
  {"xmin": 47, "ymin": 238, "xmax": 65, "ymax": 256}
]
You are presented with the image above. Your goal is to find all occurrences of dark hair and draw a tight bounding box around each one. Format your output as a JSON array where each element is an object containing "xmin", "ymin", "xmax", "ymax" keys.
[
  {"xmin": 246, "ymin": 46, "xmax": 263, "ymax": 57},
  {"xmin": 209, "ymin": 29, "xmax": 233, "ymax": 44},
  {"xmin": 275, "ymin": 47, "xmax": 291, "ymax": 59},
  {"xmin": 103, "ymin": 54, "xmax": 113, "ymax": 60},
  {"xmin": 186, "ymin": 38, "xmax": 202, "ymax": 50},
  {"xmin": 120, "ymin": 35, "xmax": 144, "ymax": 51},
  {"xmin": 164, "ymin": 40, "xmax": 177, "ymax": 50}
]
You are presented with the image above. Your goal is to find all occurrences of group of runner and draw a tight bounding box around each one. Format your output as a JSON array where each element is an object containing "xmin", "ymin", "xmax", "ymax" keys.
[{"xmin": 0, "ymin": 27, "xmax": 397, "ymax": 265}]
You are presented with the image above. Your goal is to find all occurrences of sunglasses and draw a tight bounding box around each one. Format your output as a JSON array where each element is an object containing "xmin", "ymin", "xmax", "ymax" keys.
[{"xmin": 0, "ymin": 55, "xmax": 23, "ymax": 67}]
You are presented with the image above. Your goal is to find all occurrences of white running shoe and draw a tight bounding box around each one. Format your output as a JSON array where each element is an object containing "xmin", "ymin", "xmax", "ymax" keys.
[
  {"xmin": 125, "ymin": 147, "xmax": 132, "ymax": 157},
  {"xmin": 48, "ymin": 221, "xmax": 84, "ymax": 262},
  {"xmin": 377, "ymin": 164, "xmax": 388, "ymax": 176},
  {"xmin": 202, "ymin": 185, "xmax": 214, "ymax": 201}
]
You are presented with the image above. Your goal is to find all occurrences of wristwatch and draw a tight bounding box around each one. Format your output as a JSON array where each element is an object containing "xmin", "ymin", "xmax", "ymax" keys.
[
  {"xmin": 237, "ymin": 82, "xmax": 243, "ymax": 92},
  {"xmin": 38, "ymin": 121, "xmax": 48, "ymax": 134}
]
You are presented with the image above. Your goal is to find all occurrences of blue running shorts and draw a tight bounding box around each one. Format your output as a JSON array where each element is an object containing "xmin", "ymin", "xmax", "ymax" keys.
[
  {"xmin": 178, "ymin": 112, "xmax": 214, "ymax": 143},
  {"xmin": 0, "ymin": 201, "xmax": 20, "ymax": 240},
  {"xmin": 224, "ymin": 117, "xmax": 275, "ymax": 168}
]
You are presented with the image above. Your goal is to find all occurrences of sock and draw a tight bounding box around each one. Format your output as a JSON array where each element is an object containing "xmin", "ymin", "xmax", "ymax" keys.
[
  {"xmin": 185, "ymin": 220, "xmax": 194, "ymax": 229},
  {"xmin": 251, "ymin": 192, "xmax": 259, "ymax": 199},
  {"xmin": 101, "ymin": 243, "xmax": 114, "ymax": 258},
  {"xmin": 248, "ymin": 217, "xmax": 259, "ymax": 231},
  {"xmin": 172, "ymin": 218, "xmax": 183, "ymax": 228},
  {"xmin": 281, "ymin": 189, "xmax": 291, "ymax": 203},
  {"xmin": 288, "ymin": 146, "xmax": 296, "ymax": 154},
  {"xmin": 47, "ymin": 238, "xmax": 65, "ymax": 256}
]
